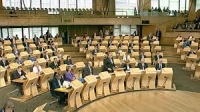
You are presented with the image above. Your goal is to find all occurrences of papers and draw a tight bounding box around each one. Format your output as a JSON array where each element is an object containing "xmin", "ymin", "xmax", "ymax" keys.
[{"xmin": 62, "ymin": 81, "xmax": 71, "ymax": 88}]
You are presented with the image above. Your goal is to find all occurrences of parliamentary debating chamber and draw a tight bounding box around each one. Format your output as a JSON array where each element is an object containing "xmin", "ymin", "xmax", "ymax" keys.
[{"xmin": 1, "ymin": 0, "xmax": 200, "ymax": 112}]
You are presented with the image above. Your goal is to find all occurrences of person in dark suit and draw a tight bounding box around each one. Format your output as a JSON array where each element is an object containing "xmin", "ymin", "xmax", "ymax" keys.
[
  {"xmin": 39, "ymin": 44, "xmax": 46, "ymax": 53},
  {"xmin": 51, "ymin": 44, "xmax": 57, "ymax": 56},
  {"xmin": 52, "ymin": 70, "xmax": 67, "ymax": 106},
  {"xmin": 137, "ymin": 58, "xmax": 148, "ymax": 70},
  {"xmin": 128, "ymin": 40, "xmax": 135, "ymax": 48},
  {"xmin": 117, "ymin": 40, "xmax": 123, "ymax": 48},
  {"xmin": 22, "ymin": 38, "xmax": 29, "ymax": 51},
  {"xmin": 128, "ymin": 46, "xmax": 134, "ymax": 54},
  {"xmin": 82, "ymin": 61, "xmax": 93, "ymax": 78},
  {"xmin": 155, "ymin": 59, "xmax": 165, "ymax": 70},
  {"xmin": 10, "ymin": 66, "xmax": 26, "ymax": 95},
  {"xmin": 139, "ymin": 52, "xmax": 146, "ymax": 60},
  {"xmin": 64, "ymin": 56, "xmax": 73, "ymax": 65},
  {"xmin": 33, "ymin": 35, "xmax": 40, "ymax": 47},
  {"xmin": 103, "ymin": 53, "xmax": 116, "ymax": 73},
  {"xmin": 154, "ymin": 51, "xmax": 163, "ymax": 62},
  {"xmin": 91, "ymin": 46, "xmax": 99, "ymax": 55},
  {"xmin": 12, "ymin": 47, "xmax": 20, "ymax": 56},
  {"xmin": 123, "ymin": 61, "xmax": 132, "ymax": 71},
  {"xmin": 50, "ymin": 58, "xmax": 60, "ymax": 69},
  {"xmin": 43, "ymin": 51, "xmax": 50, "ymax": 61},
  {"xmin": 156, "ymin": 28, "xmax": 162, "ymax": 41},
  {"xmin": 0, "ymin": 57, "xmax": 10, "ymax": 68}
]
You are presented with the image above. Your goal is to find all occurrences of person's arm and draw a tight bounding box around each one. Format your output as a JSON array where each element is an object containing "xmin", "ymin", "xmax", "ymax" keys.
[
  {"xmin": 52, "ymin": 79, "xmax": 60, "ymax": 89},
  {"xmin": 65, "ymin": 72, "xmax": 73, "ymax": 81}
]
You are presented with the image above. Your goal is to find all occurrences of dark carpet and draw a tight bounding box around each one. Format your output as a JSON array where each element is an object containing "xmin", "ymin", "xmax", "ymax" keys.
[{"xmin": 0, "ymin": 63, "xmax": 200, "ymax": 112}]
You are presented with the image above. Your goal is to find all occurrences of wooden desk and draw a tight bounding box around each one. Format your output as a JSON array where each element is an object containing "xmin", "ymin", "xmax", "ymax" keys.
[
  {"xmin": 17, "ymin": 44, "xmax": 25, "ymax": 52},
  {"xmin": 131, "ymin": 52, "xmax": 139, "ymax": 60},
  {"xmin": 133, "ymin": 36, "xmax": 139, "ymax": 41},
  {"xmin": 142, "ymin": 68, "xmax": 157, "ymax": 89},
  {"xmin": 158, "ymin": 68, "xmax": 173, "ymax": 89},
  {"xmin": 20, "ymin": 52, "xmax": 29, "ymax": 60},
  {"xmin": 96, "ymin": 71, "xmax": 111, "ymax": 97},
  {"xmin": 94, "ymin": 52, "xmax": 104, "ymax": 67},
  {"xmin": 68, "ymin": 80, "xmax": 84, "ymax": 111},
  {"xmin": 33, "ymin": 50, "xmax": 41, "ymax": 59},
  {"xmin": 40, "ymin": 68, "xmax": 54, "ymax": 91},
  {"xmin": 4, "ymin": 46, "xmax": 12, "ymax": 54},
  {"xmin": 27, "ymin": 39, "xmax": 34, "ymax": 44},
  {"xmin": 154, "ymin": 46, "xmax": 162, "ymax": 52},
  {"xmin": 186, "ymin": 54, "xmax": 197, "ymax": 70},
  {"xmin": 39, "ymin": 38, "xmax": 44, "ymax": 43},
  {"xmin": 99, "ymin": 46, "xmax": 107, "ymax": 52},
  {"xmin": 112, "ymin": 40, "xmax": 118, "ymax": 45},
  {"xmin": 114, "ymin": 59, "xmax": 121, "ymax": 67},
  {"xmin": 133, "ymin": 40, "xmax": 139, "ymax": 45},
  {"xmin": 101, "ymin": 41, "xmax": 108, "ymax": 46},
  {"xmin": 181, "ymin": 47, "xmax": 191, "ymax": 60},
  {"xmin": 5, "ymin": 53, "xmax": 16, "ymax": 63},
  {"xmin": 191, "ymin": 42, "xmax": 198, "ymax": 51},
  {"xmin": 111, "ymin": 70, "xmax": 126, "ymax": 93},
  {"xmin": 46, "ymin": 49, "xmax": 53, "ymax": 57},
  {"xmin": 144, "ymin": 52, "xmax": 151, "ymax": 58},
  {"xmin": 133, "ymin": 46, "xmax": 139, "ymax": 52},
  {"xmin": 82, "ymin": 75, "xmax": 97, "ymax": 101},
  {"xmin": 4, "ymin": 40, "xmax": 11, "ymax": 46},
  {"xmin": 109, "ymin": 45, "xmax": 117, "ymax": 52},
  {"xmin": 121, "ymin": 45, "xmax": 128, "ymax": 52},
  {"xmin": 23, "ymin": 60, "xmax": 34, "ymax": 71},
  {"xmin": 30, "ymin": 44, "xmax": 37, "ymax": 50},
  {"xmin": 0, "ymin": 66, "xmax": 6, "ymax": 87},
  {"xmin": 59, "ymin": 64, "xmax": 68, "ymax": 75},
  {"xmin": 194, "ymin": 63, "xmax": 200, "ymax": 79},
  {"xmin": 126, "ymin": 68, "xmax": 141, "ymax": 90},
  {"xmin": 42, "ymin": 43, "xmax": 48, "ymax": 49},
  {"xmin": 74, "ymin": 62, "xmax": 85, "ymax": 78},
  {"xmin": 57, "ymin": 48, "xmax": 64, "ymax": 54},
  {"xmin": 91, "ymin": 41, "xmax": 98, "ymax": 46},
  {"xmin": 143, "ymin": 46, "xmax": 150, "ymax": 52},
  {"xmin": 144, "ymin": 58, "xmax": 152, "ymax": 67},
  {"xmin": 37, "ymin": 58, "xmax": 47, "ymax": 68},
  {"xmin": 122, "ymin": 40, "xmax": 128, "ymax": 45},
  {"xmin": 16, "ymin": 40, "xmax": 22, "ymax": 45},
  {"xmin": 129, "ymin": 58, "xmax": 136, "ymax": 67},
  {"xmin": 7, "ymin": 63, "xmax": 19, "ymax": 84},
  {"xmin": 142, "ymin": 41, "xmax": 149, "ymax": 47}
]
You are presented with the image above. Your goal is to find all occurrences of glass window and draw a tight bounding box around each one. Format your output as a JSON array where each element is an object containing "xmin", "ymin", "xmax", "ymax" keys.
[
  {"xmin": 180, "ymin": 0, "xmax": 189, "ymax": 11},
  {"xmin": 42, "ymin": 0, "xmax": 50, "ymax": 8},
  {"xmin": 115, "ymin": 0, "xmax": 138, "ymax": 16},
  {"xmin": 151, "ymin": 0, "xmax": 159, "ymax": 8},
  {"xmin": 22, "ymin": 0, "xmax": 31, "ymax": 8},
  {"xmin": 42, "ymin": 27, "xmax": 49, "ymax": 35},
  {"xmin": 3, "ymin": 0, "xmax": 21, "ymax": 8},
  {"xmin": 49, "ymin": 27, "xmax": 59, "ymax": 37},
  {"xmin": 2, "ymin": 28, "xmax": 8, "ymax": 39},
  {"xmin": 77, "ymin": 0, "xmax": 92, "ymax": 9},
  {"xmin": 121, "ymin": 25, "xmax": 130, "ymax": 36},
  {"xmin": 169, "ymin": 0, "xmax": 179, "ymax": 10},
  {"xmin": 9, "ymin": 28, "xmax": 22, "ymax": 39},
  {"xmin": 31, "ymin": 0, "xmax": 40, "ymax": 8},
  {"xmin": 30, "ymin": 27, "xmax": 41, "ymax": 38},
  {"xmin": 160, "ymin": 0, "xmax": 169, "ymax": 10},
  {"xmin": 23, "ymin": 28, "xmax": 29, "ymax": 39},
  {"xmin": 69, "ymin": 0, "xmax": 77, "ymax": 8},
  {"xmin": 196, "ymin": 0, "xmax": 200, "ymax": 11}
]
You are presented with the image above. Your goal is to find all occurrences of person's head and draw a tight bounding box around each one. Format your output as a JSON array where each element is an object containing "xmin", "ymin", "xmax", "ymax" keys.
[
  {"xmin": 17, "ymin": 66, "xmax": 22, "ymax": 72},
  {"xmin": 4, "ymin": 101, "xmax": 14, "ymax": 112},
  {"xmin": 141, "ymin": 58, "xmax": 145, "ymax": 63},
  {"xmin": 55, "ymin": 74, "xmax": 62, "ymax": 80},
  {"xmin": 45, "ymin": 51, "xmax": 48, "ymax": 55},
  {"xmin": 108, "ymin": 53, "xmax": 112, "ymax": 59},
  {"xmin": 54, "ymin": 58, "xmax": 58, "ymax": 63},
  {"xmin": 67, "ymin": 56, "xmax": 71, "ymax": 60},
  {"xmin": 88, "ymin": 61, "xmax": 92, "ymax": 67},
  {"xmin": 34, "ymin": 61, "xmax": 39, "ymax": 67},
  {"xmin": 156, "ymin": 51, "xmax": 160, "ymax": 55},
  {"xmin": 66, "ymin": 66, "xmax": 72, "ymax": 72}
]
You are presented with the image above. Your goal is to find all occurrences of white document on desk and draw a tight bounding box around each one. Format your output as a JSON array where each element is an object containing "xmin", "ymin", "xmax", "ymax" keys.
[{"xmin": 63, "ymin": 81, "xmax": 71, "ymax": 88}]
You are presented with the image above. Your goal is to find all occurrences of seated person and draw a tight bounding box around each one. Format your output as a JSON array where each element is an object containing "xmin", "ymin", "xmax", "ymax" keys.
[
  {"xmin": 56, "ymin": 50, "xmax": 63, "ymax": 59},
  {"xmin": 116, "ymin": 47, "xmax": 123, "ymax": 55},
  {"xmin": 128, "ymin": 41, "xmax": 135, "ymax": 48},
  {"xmin": 50, "ymin": 58, "xmax": 60, "ymax": 69},
  {"xmin": 91, "ymin": 46, "xmax": 99, "ymax": 55},
  {"xmin": 15, "ymin": 55, "xmax": 24, "ymax": 65},
  {"xmin": 117, "ymin": 40, "xmax": 123, "ymax": 48},
  {"xmin": 65, "ymin": 67, "xmax": 76, "ymax": 82},
  {"xmin": 32, "ymin": 61, "xmax": 43, "ymax": 76},
  {"xmin": 137, "ymin": 58, "xmax": 148, "ymax": 70},
  {"xmin": 186, "ymin": 50, "xmax": 196, "ymax": 59},
  {"xmin": 26, "ymin": 44, "xmax": 33, "ymax": 54},
  {"xmin": 0, "ymin": 101, "xmax": 15, "ymax": 112},
  {"xmin": 122, "ymin": 60, "xmax": 132, "ymax": 71},
  {"xmin": 154, "ymin": 51, "xmax": 163, "ymax": 62},
  {"xmin": 128, "ymin": 46, "xmax": 134, "ymax": 54},
  {"xmin": 103, "ymin": 53, "xmax": 116, "ymax": 73},
  {"xmin": 0, "ymin": 57, "xmax": 10, "ymax": 68},
  {"xmin": 12, "ymin": 47, "xmax": 20, "ymax": 56},
  {"xmin": 52, "ymin": 72, "xmax": 67, "ymax": 106},
  {"xmin": 122, "ymin": 52, "xmax": 131, "ymax": 62},
  {"xmin": 82, "ymin": 61, "xmax": 93, "ymax": 78},
  {"xmin": 64, "ymin": 56, "xmax": 73, "ymax": 65},
  {"xmin": 43, "ymin": 51, "xmax": 50, "ymax": 63},
  {"xmin": 139, "ymin": 52, "xmax": 146, "ymax": 60},
  {"xmin": 39, "ymin": 43, "xmax": 46, "ymax": 53},
  {"xmin": 28, "ymin": 53, "xmax": 37, "ymax": 62},
  {"xmin": 10, "ymin": 66, "xmax": 26, "ymax": 95},
  {"xmin": 85, "ymin": 42, "xmax": 91, "ymax": 50},
  {"xmin": 155, "ymin": 59, "xmax": 165, "ymax": 70},
  {"xmin": 51, "ymin": 44, "xmax": 57, "ymax": 56},
  {"xmin": 22, "ymin": 38, "xmax": 29, "ymax": 50}
]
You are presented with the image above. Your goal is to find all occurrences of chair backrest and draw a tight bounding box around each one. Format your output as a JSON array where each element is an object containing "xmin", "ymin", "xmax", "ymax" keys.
[{"xmin": 48, "ymin": 79, "xmax": 57, "ymax": 97}]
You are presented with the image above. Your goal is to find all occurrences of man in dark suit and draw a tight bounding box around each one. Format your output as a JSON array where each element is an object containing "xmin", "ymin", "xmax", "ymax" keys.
[
  {"xmin": 10, "ymin": 66, "xmax": 26, "ymax": 95},
  {"xmin": 52, "ymin": 70, "xmax": 67, "ymax": 106},
  {"xmin": 50, "ymin": 58, "xmax": 60, "ymax": 69},
  {"xmin": 128, "ymin": 46, "xmax": 134, "ymax": 54},
  {"xmin": 156, "ymin": 28, "xmax": 162, "ymax": 41},
  {"xmin": 82, "ymin": 61, "xmax": 93, "ymax": 78},
  {"xmin": 33, "ymin": 35, "xmax": 40, "ymax": 47},
  {"xmin": 22, "ymin": 38, "xmax": 29, "ymax": 51},
  {"xmin": 154, "ymin": 51, "xmax": 163, "ymax": 62},
  {"xmin": 103, "ymin": 53, "xmax": 116, "ymax": 73},
  {"xmin": 137, "ymin": 58, "xmax": 148, "ymax": 70},
  {"xmin": 123, "ymin": 61, "xmax": 132, "ymax": 71},
  {"xmin": 0, "ymin": 57, "xmax": 10, "ymax": 68},
  {"xmin": 155, "ymin": 59, "xmax": 165, "ymax": 70},
  {"xmin": 91, "ymin": 46, "xmax": 99, "ymax": 55},
  {"xmin": 139, "ymin": 52, "xmax": 147, "ymax": 60},
  {"xmin": 39, "ymin": 44, "xmax": 46, "ymax": 53}
]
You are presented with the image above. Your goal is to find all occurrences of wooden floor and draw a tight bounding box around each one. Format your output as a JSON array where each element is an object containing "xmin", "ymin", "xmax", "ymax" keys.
[{"xmin": 78, "ymin": 90, "xmax": 200, "ymax": 112}]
